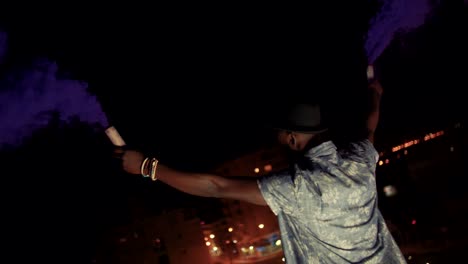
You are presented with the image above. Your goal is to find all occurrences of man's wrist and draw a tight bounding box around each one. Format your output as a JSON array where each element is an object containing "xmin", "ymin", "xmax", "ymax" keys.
[{"xmin": 140, "ymin": 157, "xmax": 159, "ymax": 181}]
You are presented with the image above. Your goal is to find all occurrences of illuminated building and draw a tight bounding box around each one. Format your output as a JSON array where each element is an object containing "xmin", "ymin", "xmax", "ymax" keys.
[
  {"xmin": 212, "ymin": 146, "xmax": 287, "ymax": 262},
  {"xmin": 375, "ymin": 123, "xmax": 466, "ymax": 248},
  {"xmin": 96, "ymin": 208, "xmax": 211, "ymax": 264}
]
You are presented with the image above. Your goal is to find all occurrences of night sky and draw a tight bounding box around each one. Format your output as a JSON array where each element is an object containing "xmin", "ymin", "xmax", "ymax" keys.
[{"xmin": 0, "ymin": 2, "xmax": 465, "ymax": 263}]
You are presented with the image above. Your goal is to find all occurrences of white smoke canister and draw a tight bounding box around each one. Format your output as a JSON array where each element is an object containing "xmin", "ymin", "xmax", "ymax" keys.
[
  {"xmin": 105, "ymin": 126, "xmax": 126, "ymax": 147},
  {"xmin": 366, "ymin": 65, "xmax": 375, "ymax": 81}
]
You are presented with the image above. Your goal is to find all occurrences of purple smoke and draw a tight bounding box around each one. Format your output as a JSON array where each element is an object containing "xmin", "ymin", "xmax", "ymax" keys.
[
  {"xmin": 365, "ymin": 0, "xmax": 434, "ymax": 63},
  {"xmin": 0, "ymin": 32, "xmax": 108, "ymax": 148}
]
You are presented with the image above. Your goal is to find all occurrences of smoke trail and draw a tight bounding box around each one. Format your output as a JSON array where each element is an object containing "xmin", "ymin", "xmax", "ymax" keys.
[
  {"xmin": 0, "ymin": 32, "xmax": 108, "ymax": 148},
  {"xmin": 365, "ymin": 0, "xmax": 434, "ymax": 63}
]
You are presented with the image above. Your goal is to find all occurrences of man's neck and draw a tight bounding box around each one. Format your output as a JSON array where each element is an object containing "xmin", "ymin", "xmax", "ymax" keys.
[{"xmin": 303, "ymin": 132, "xmax": 330, "ymax": 153}]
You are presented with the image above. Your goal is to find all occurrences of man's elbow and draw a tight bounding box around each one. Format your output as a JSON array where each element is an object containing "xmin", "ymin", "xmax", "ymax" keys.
[{"xmin": 203, "ymin": 175, "xmax": 227, "ymax": 198}]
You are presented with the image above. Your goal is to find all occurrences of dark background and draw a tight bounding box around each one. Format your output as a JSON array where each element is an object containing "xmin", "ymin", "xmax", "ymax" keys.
[{"xmin": 0, "ymin": 2, "xmax": 465, "ymax": 263}]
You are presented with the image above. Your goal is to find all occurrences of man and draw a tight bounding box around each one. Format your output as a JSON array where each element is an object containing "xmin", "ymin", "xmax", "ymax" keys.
[{"xmin": 120, "ymin": 79, "xmax": 407, "ymax": 263}]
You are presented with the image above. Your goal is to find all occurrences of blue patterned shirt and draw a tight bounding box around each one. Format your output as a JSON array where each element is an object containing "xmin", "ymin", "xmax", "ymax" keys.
[{"xmin": 258, "ymin": 140, "xmax": 407, "ymax": 263}]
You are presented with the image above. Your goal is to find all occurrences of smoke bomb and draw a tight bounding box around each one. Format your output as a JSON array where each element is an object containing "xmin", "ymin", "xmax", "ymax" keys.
[{"xmin": 105, "ymin": 126, "xmax": 126, "ymax": 147}]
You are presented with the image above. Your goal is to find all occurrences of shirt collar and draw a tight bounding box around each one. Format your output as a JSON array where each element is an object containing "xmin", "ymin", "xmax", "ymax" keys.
[{"xmin": 304, "ymin": 141, "xmax": 337, "ymax": 159}]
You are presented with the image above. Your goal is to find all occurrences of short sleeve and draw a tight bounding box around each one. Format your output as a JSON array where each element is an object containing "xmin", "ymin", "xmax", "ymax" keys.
[
  {"xmin": 344, "ymin": 139, "xmax": 379, "ymax": 164},
  {"xmin": 257, "ymin": 170, "xmax": 298, "ymax": 216}
]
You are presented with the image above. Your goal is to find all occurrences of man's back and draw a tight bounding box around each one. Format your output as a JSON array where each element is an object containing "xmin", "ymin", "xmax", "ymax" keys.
[{"xmin": 258, "ymin": 140, "xmax": 407, "ymax": 263}]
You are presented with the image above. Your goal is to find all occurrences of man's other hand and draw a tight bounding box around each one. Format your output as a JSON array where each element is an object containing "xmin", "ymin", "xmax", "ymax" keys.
[
  {"xmin": 369, "ymin": 80, "xmax": 383, "ymax": 97},
  {"xmin": 118, "ymin": 149, "xmax": 145, "ymax": 175}
]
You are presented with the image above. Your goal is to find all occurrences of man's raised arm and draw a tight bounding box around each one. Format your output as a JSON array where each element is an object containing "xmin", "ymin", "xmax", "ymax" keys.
[
  {"xmin": 366, "ymin": 79, "xmax": 383, "ymax": 143},
  {"xmin": 121, "ymin": 150, "xmax": 267, "ymax": 206}
]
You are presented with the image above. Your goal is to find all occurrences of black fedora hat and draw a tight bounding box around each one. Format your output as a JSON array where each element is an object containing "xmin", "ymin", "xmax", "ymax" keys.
[{"xmin": 273, "ymin": 103, "xmax": 328, "ymax": 134}]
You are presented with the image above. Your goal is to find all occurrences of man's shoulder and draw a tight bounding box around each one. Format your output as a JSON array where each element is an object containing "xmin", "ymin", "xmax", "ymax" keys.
[{"xmin": 338, "ymin": 139, "xmax": 379, "ymax": 164}]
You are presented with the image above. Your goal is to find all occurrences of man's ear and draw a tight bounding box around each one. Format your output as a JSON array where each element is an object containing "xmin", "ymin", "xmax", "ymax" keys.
[{"xmin": 288, "ymin": 132, "xmax": 297, "ymax": 150}]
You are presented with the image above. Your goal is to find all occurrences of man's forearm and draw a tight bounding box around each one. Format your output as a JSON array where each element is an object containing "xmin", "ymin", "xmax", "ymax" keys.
[
  {"xmin": 151, "ymin": 164, "xmax": 266, "ymax": 205},
  {"xmin": 366, "ymin": 81, "xmax": 383, "ymax": 142},
  {"xmin": 367, "ymin": 93, "xmax": 381, "ymax": 131},
  {"xmin": 155, "ymin": 164, "xmax": 223, "ymax": 197}
]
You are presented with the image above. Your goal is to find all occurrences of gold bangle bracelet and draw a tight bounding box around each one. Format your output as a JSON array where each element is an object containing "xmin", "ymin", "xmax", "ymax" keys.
[
  {"xmin": 150, "ymin": 158, "xmax": 159, "ymax": 181},
  {"xmin": 140, "ymin": 158, "xmax": 150, "ymax": 177}
]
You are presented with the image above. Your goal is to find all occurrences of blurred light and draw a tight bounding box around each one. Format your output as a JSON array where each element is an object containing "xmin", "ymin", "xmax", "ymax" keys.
[
  {"xmin": 254, "ymin": 168, "xmax": 260, "ymax": 173},
  {"xmin": 412, "ymin": 219, "xmax": 417, "ymax": 225},
  {"xmin": 424, "ymin": 130, "xmax": 444, "ymax": 141},
  {"xmin": 225, "ymin": 240, "xmax": 230, "ymax": 244},
  {"xmin": 119, "ymin": 237, "xmax": 127, "ymax": 243},
  {"xmin": 228, "ymin": 227, "xmax": 233, "ymax": 232},
  {"xmin": 392, "ymin": 139, "xmax": 419, "ymax": 152},
  {"xmin": 213, "ymin": 246, "xmax": 218, "ymax": 251},
  {"xmin": 206, "ymin": 242, "xmax": 211, "ymax": 246},
  {"xmin": 210, "ymin": 234, "xmax": 215, "ymax": 239},
  {"xmin": 200, "ymin": 221, "xmax": 205, "ymax": 225},
  {"xmin": 264, "ymin": 164, "xmax": 272, "ymax": 172},
  {"xmin": 249, "ymin": 246, "xmax": 254, "ymax": 250},
  {"xmin": 282, "ymin": 257, "xmax": 285, "ymax": 262},
  {"xmin": 275, "ymin": 239, "xmax": 282, "ymax": 246},
  {"xmin": 233, "ymin": 240, "xmax": 237, "ymax": 244},
  {"xmin": 385, "ymin": 159, "xmax": 389, "ymax": 164},
  {"xmin": 383, "ymin": 185, "xmax": 397, "ymax": 197},
  {"xmin": 258, "ymin": 224, "xmax": 264, "ymax": 229},
  {"xmin": 404, "ymin": 150, "xmax": 408, "ymax": 155},
  {"xmin": 408, "ymin": 256, "xmax": 412, "ymax": 260},
  {"xmin": 204, "ymin": 237, "xmax": 208, "ymax": 241},
  {"xmin": 450, "ymin": 146, "xmax": 454, "ymax": 152},
  {"xmin": 378, "ymin": 160, "xmax": 384, "ymax": 166}
]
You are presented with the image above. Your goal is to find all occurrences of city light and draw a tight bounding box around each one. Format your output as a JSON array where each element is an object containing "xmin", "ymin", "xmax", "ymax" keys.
[
  {"xmin": 275, "ymin": 239, "xmax": 282, "ymax": 246},
  {"xmin": 206, "ymin": 242, "xmax": 211, "ymax": 246},
  {"xmin": 209, "ymin": 234, "xmax": 215, "ymax": 239},
  {"xmin": 282, "ymin": 257, "xmax": 285, "ymax": 262},
  {"xmin": 424, "ymin": 130, "xmax": 444, "ymax": 141},
  {"xmin": 249, "ymin": 246, "xmax": 254, "ymax": 250},
  {"xmin": 412, "ymin": 219, "xmax": 417, "ymax": 225},
  {"xmin": 391, "ymin": 130, "xmax": 444, "ymax": 153},
  {"xmin": 379, "ymin": 160, "xmax": 383, "ymax": 166},
  {"xmin": 383, "ymin": 185, "xmax": 397, "ymax": 197},
  {"xmin": 228, "ymin": 227, "xmax": 233, "ymax": 232},
  {"xmin": 254, "ymin": 168, "xmax": 260, "ymax": 173},
  {"xmin": 392, "ymin": 139, "xmax": 419, "ymax": 152},
  {"xmin": 233, "ymin": 240, "xmax": 237, "ymax": 244},
  {"xmin": 385, "ymin": 159, "xmax": 389, "ymax": 164},
  {"xmin": 213, "ymin": 246, "xmax": 218, "ymax": 251},
  {"xmin": 264, "ymin": 164, "xmax": 272, "ymax": 172},
  {"xmin": 204, "ymin": 237, "xmax": 208, "ymax": 241},
  {"xmin": 258, "ymin": 224, "xmax": 264, "ymax": 229}
]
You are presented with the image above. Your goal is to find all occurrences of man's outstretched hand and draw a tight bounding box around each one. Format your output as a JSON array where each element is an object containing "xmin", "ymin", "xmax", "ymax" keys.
[
  {"xmin": 368, "ymin": 79, "xmax": 383, "ymax": 97},
  {"xmin": 115, "ymin": 149, "xmax": 145, "ymax": 175}
]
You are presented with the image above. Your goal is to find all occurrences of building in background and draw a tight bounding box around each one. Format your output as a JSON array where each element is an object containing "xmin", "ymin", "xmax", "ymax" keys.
[
  {"xmin": 96, "ymin": 208, "xmax": 211, "ymax": 264},
  {"xmin": 375, "ymin": 122, "xmax": 466, "ymax": 254},
  {"xmin": 210, "ymin": 146, "xmax": 288, "ymax": 263}
]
